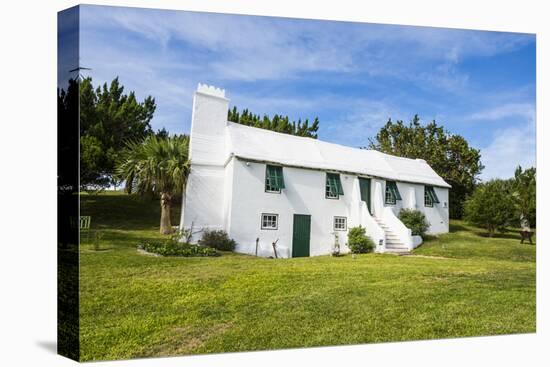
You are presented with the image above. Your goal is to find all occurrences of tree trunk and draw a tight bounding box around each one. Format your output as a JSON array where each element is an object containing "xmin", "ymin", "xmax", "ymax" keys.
[
  {"xmin": 160, "ymin": 192, "xmax": 172, "ymax": 234},
  {"xmin": 124, "ymin": 173, "xmax": 134, "ymax": 194}
]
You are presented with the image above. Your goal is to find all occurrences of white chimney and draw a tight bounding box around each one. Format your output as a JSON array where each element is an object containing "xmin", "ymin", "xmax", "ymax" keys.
[{"xmin": 189, "ymin": 83, "xmax": 230, "ymax": 165}]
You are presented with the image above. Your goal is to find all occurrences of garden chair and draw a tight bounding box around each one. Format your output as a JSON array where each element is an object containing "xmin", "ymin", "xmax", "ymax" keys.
[{"xmin": 520, "ymin": 230, "xmax": 534, "ymax": 244}]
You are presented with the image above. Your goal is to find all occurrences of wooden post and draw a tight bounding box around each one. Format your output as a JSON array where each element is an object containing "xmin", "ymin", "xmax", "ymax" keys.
[
  {"xmin": 272, "ymin": 239, "xmax": 279, "ymax": 259},
  {"xmin": 255, "ymin": 237, "xmax": 259, "ymax": 256}
]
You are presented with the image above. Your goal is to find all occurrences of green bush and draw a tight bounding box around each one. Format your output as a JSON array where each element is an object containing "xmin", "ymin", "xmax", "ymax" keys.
[
  {"xmin": 138, "ymin": 241, "xmax": 218, "ymax": 257},
  {"xmin": 199, "ymin": 229, "xmax": 237, "ymax": 251},
  {"xmin": 347, "ymin": 226, "xmax": 374, "ymax": 254},
  {"xmin": 398, "ymin": 209, "xmax": 430, "ymax": 237}
]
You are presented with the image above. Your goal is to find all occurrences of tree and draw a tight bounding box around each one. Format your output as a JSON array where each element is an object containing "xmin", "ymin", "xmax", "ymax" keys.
[
  {"xmin": 79, "ymin": 77, "xmax": 156, "ymax": 190},
  {"xmin": 368, "ymin": 116, "xmax": 484, "ymax": 219},
  {"xmin": 228, "ymin": 106, "xmax": 319, "ymax": 138},
  {"xmin": 116, "ymin": 135, "xmax": 190, "ymax": 234},
  {"xmin": 463, "ymin": 179, "xmax": 514, "ymax": 236},
  {"xmin": 511, "ymin": 166, "xmax": 536, "ymax": 229}
]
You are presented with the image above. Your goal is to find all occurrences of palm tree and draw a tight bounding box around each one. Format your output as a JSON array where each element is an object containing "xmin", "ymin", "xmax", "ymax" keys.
[{"xmin": 117, "ymin": 135, "xmax": 190, "ymax": 234}]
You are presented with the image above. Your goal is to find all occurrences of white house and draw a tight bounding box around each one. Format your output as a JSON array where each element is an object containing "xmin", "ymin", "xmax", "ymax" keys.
[{"xmin": 180, "ymin": 84, "xmax": 450, "ymax": 257}]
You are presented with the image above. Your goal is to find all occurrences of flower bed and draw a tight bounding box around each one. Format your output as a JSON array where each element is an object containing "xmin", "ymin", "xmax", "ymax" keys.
[{"xmin": 138, "ymin": 241, "xmax": 219, "ymax": 257}]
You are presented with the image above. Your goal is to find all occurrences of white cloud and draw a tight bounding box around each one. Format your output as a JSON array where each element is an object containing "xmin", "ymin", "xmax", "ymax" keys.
[
  {"xmin": 480, "ymin": 125, "xmax": 536, "ymax": 180},
  {"xmin": 75, "ymin": 5, "xmax": 535, "ymax": 144},
  {"xmin": 478, "ymin": 104, "xmax": 536, "ymax": 180},
  {"xmin": 80, "ymin": 5, "xmax": 533, "ymax": 85},
  {"xmin": 321, "ymin": 99, "xmax": 405, "ymax": 147},
  {"xmin": 468, "ymin": 103, "xmax": 535, "ymax": 121}
]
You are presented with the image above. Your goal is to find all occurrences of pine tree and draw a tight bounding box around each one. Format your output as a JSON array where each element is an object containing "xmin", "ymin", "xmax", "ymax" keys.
[{"xmin": 227, "ymin": 106, "xmax": 320, "ymax": 138}]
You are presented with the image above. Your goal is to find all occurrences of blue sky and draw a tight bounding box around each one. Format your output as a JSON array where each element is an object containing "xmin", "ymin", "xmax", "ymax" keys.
[{"xmin": 75, "ymin": 5, "xmax": 536, "ymax": 180}]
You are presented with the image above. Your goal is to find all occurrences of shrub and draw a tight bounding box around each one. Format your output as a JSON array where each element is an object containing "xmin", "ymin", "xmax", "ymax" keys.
[
  {"xmin": 199, "ymin": 229, "xmax": 237, "ymax": 251},
  {"xmin": 464, "ymin": 179, "xmax": 515, "ymax": 235},
  {"xmin": 399, "ymin": 209, "xmax": 430, "ymax": 237},
  {"xmin": 347, "ymin": 226, "xmax": 375, "ymax": 254},
  {"xmin": 138, "ymin": 241, "xmax": 218, "ymax": 257}
]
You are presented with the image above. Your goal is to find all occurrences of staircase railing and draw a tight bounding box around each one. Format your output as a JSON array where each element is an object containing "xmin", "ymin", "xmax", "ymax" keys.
[
  {"xmin": 380, "ymin": 207, "xmax": 414, "ymax": 250},
  {"xmin": 359, "ymin": 202, "xmax": 386, "ymax": 252}
]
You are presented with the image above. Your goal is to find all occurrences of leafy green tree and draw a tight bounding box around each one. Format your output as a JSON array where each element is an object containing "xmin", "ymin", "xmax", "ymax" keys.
[
  {"xmin": 368, "ymin": 115, "xmax": 484, "ymax": 219},
  {"xmin": 511, "ymin": 166, "xmax": 536, "ymax": 229},
  {"xmin": 228, "ymin": 106, "xmax": 319, "ymax": 138},
  {"xmin": 116, "ymin": 135, "xmax": 190, "ymax": 234},
  {"xmin": 464, "ymin": 179, "xmax": 514, "ymax": 236},
  {"xmin": 79, "ymin": 77, "xmax": 156, "ymax": 190}
]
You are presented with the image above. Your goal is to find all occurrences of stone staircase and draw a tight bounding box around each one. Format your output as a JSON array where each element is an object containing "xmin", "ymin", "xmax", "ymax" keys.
[{"xmin": 373, "ymin": 217, "xmax": 410, "ymax": 254}]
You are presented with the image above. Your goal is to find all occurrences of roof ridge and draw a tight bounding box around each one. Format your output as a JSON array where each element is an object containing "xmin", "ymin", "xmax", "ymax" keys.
[{"xmin": 227, "ymin": 120, "xmax": 377, "ymax": 154}]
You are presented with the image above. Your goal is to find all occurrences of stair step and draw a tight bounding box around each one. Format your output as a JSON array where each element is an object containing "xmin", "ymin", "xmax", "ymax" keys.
[{"xmin": 385, "ymin": 245, "xmax": 409, "ymax": 249}]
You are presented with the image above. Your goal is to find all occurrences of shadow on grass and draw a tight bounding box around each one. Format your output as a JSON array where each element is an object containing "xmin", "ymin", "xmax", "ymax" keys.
[
  {"xmin": 449, "ymin": 222, "xmax": 470, "ymax": 233},
  {"xmin": 450, "ymin": 220, "xmax": 536, "ymax": 243},
  {"xmin": 80, "ymin": 192, "xmax": 181, "ymax": 231}
]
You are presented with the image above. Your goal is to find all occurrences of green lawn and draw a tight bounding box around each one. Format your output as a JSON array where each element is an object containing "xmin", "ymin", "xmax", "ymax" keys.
[{"xmin": 79, "ymin": 192, "xmax": 536, "ymax": 362}]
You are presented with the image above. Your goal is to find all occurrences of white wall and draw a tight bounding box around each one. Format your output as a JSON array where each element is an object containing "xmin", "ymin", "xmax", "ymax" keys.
[
  {"xmin": 228, "ymin": 159, "xmax": 356, "ymax": 258},
  {"xmin": 184, "ymin": 165, "xmax": 226, "ymax": 235},
  {"xmin": 184, "ymin": 153, "xmax": 449, "ymax": 255},
  {"xmin": 383, "ymin": 181, "xmax": 449, "ymax": 234},
  {"xmin": 181, "ymin": 85, "xmax": 229, "ymax": 238}
]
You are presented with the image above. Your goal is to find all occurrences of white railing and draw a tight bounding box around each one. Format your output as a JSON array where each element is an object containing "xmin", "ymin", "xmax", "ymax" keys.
[
  {"xmin": 359, "ymin": 202, "xmax": 386, "ymax": 253},
  {"xmin": 381, "ymin": 207, "xmax": 414, "ymax": 250}
]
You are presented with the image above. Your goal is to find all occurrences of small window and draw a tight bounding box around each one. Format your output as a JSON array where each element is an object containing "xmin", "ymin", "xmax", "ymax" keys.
[
  {"xmin": 425, "ymin": 186, "xmax": 440, "ymax": 207},
  {"xmin": 326, "ymin": 173, "xmax": 344, "ymax": 199},
  {"xmin": 265, "ymin": 165, "xmax": 285, "ymax": 193},
  {"xmin": 385, "ymin": 181, "xmax": 401, "ymax": 205},
  {"xmin": 334, "ymin": 216, "xmax": 347, "ymax": 231},
  {"xmin": 261, "ymin": 213, "xmax": 278, "ymax": 230}
]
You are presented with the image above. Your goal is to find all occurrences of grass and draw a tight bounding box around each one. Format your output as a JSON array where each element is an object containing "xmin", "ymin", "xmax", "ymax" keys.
[{"xmin": 79, "ymin": 192, "xmax": 536, "ymax": 362}]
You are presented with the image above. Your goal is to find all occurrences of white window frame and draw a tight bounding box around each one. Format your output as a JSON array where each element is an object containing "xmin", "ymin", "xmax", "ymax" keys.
[
  {"xmin": 261, "ymin": 213, "xmax": 278, "ymax": 230},
  {"xmin": 333, "ymin": 216, "xmax": 347, "ymax": 231}
]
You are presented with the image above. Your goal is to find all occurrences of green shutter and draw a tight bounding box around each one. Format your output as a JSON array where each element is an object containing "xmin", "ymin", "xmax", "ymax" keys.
[
  {"xmin": 266, "ymin": 165, "xmax": 285, "ymax": 190},
  {"xmin": 358, "ymin": 178, "xmax": 372, "ymax": 212},
  {"xmin": 326, "ymin": 173, "xmax": 344, "ymax": 196},
  {"xmin": 427, "ymin": 186, "xmax": 440, "ymax": 203},
  {"xmin": 388, "ymin": 181, "xmax": 402, "ymax": 200}
]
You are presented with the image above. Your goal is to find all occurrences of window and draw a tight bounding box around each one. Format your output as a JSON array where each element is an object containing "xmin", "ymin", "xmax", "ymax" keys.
[
  {"xmin": 261, "ymin": 213, "xmax": 278, "ymax": 230},
  {"xmin": 424, "ymin": 189, "xmax": 432, "ymax": 207},
  {"xmin": 334, "ymin": 216, "xmax": 347, "ymax": 231},
  {"xmin": 424, "ymin": 186, "xmax": 440, "ymax": 207},
  {"xmin": 326, "ymin": 173, "xmax": 344, "ymax": 199},
  {"xmin": 385, "ymin": 181, "xmax": 402, "ymax": 205},
  {"xmin": 265, "ymin": 165, "xmax": 285, "ymax": 193}
]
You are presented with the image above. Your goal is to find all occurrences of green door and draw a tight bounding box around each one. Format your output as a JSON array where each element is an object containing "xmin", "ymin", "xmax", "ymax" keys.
[
  {"xmin": 292, "ymin": 214, "xmax": 311, "ymax": 257},
  {"xmin": 359, "ymin": 177, "xmax": 372, "ymax": 213}
]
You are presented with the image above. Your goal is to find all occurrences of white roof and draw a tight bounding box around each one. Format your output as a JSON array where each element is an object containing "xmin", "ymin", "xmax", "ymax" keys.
[{"xmin": 226, "ymin": 121, "xmax": 451, "ymax": 188}]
